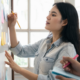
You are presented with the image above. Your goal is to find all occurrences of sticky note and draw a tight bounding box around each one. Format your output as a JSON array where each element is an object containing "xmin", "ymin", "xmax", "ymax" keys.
[
  {"xmin": 3, "ymin": 7, "xmax": 7, "ymax": 21},
  {"xmin": 1, "ymin": 0, "xmax": 3, "ymax": 4},
  {"xmin": 4, "ymin": 32, "xmax": 6, "ymax": 44},
  {"xmin": 3, "ymin": 8, "xmax": 5, "ymax": 19},
  {"xmin": 1, "ymin": 10, "xmax": 4, "ymax": 23},
  {"xmin": 1, "ymin": 32, "xmax": 6, "ymax": 46},
  {"xmin": 6, "ymin": 33, "xmax": 8, "ymax": 43},
  {"xmin": 1, "ymin": 32, "xmax": 4, "ymax": 46},
  {"xmin": 5, "ymin": 70, "xmax": 7, "ymax": 80},
  {"xmin": 5, "ymin": 13, "xmax": 8, "ymax": 22}
]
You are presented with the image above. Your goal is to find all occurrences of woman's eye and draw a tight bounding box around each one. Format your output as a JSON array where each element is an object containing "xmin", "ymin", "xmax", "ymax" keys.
[{"xmin": 52, "ymin": 14, "xmax": 56, "ymax": 16}]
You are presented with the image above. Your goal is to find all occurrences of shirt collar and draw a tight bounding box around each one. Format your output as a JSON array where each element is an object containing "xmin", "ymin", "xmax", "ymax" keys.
[
  {"xmin": 46, "ymin": 33, "xmax": 63, "ymax": 47},
  {"xmin": 53, "ymin": 37, "xmax": 63, "ymax": 47}
]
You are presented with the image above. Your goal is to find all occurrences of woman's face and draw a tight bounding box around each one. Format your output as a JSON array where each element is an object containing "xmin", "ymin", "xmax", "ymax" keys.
[{"xmin": 45, "ymin": 5, "xmax": 67, "ymax": 32}]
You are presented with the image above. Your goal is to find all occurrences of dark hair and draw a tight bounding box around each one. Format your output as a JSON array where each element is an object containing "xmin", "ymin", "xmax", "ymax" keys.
[{"xmin": 53, "ymin": 2, "xmax": 80, "ymax": 62}]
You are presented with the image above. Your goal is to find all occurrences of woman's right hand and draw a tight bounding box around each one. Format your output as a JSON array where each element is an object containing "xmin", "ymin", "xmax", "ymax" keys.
[
  {"xmin": 60, "ymin": 56, "xmax": 80, "ymax": 76},
  {"xmin": 8, "ymin": 13, "xmax": 17, "ymax": 29}
]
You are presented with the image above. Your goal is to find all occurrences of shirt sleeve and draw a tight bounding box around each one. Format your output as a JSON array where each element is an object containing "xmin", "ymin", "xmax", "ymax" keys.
[
  {"xmin": 9, "ymin": 39, "xmax": 43, "ymax": 58},
  {"xmin": 37, "ymin": 44, "xmax": 77, "ymax": 80}
]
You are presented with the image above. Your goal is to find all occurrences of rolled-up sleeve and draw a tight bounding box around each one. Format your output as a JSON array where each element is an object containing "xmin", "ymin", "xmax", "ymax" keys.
[
  {"xmin": 37, "ymin": 44, "xmax": 76, "ymax": 80},
  {"xmin": 9, "ymin": 39, "xmax": 43, "ymax": 58}
]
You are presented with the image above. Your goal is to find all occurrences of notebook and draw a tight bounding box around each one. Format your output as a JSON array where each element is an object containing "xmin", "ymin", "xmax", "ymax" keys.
[{"xmin": 52, "ymin": 67, "xmax": 80, "ymax": 80}]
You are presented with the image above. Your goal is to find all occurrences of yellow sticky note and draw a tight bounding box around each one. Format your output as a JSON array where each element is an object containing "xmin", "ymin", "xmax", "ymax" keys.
[
  {"xmin": 1, "ymin": 32, "xmax": 6, "ymax": 46},
  {"xmin": 1, "ymin": 32, "xmax": 4, "ymax": 46},
  {"xmin": 4, "ymin": 32, "xmax": 6, "ymax": 45},
  {"xmin": 1, "ymin": 0, "xmax": 3, "ymax": 4}
]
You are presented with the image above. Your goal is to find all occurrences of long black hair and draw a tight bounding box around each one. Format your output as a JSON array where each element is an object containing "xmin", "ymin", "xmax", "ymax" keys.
[{"xmin": 53, "ymin": 2, "xmax": 80, "ymax": 62}]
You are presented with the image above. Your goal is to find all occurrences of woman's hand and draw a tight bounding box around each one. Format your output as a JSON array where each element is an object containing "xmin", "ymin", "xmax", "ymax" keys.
[
  {"xmin": 56, "ymin": 75, "xmax": 76, "ymax": 80},
  {"xmin": 60, "ymin": 56, "xmax": 80, "ymax": 76},
  {"xmin": 8, "ymin": 13, "xmax": 17, "ymax": 29},
  {"xmin": 5, "ymin": 51, "xmax": 21, "ymax": 73},
  {"xmin": 5, "ymin": 51, "xmax": 38, "ymax": 80}
]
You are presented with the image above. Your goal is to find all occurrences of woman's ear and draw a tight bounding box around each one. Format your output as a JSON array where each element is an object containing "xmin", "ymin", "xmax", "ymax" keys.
[{"xmin": 62, "ymin": 19, "xmax": 68, "ymax": 26}]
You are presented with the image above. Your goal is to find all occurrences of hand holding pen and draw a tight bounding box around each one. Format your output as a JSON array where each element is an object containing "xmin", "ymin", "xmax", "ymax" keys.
[
  {"xmin": 60, "ymin": 55, "xmax": 80, "ymax": 76},
  {"xmin": 8, "ymin": 11, "xmax": 21, "ymax": 29},
  {"xmin": 12, "ymin": 11, "xmax": 21, "ymax": 29},
  {"xmin": 63, "ymin": 54, "xmax": 79, "ymax": 68},
  {"xmin": 7, "ymin": 13, "xmax": 17, "ymax": 28}
]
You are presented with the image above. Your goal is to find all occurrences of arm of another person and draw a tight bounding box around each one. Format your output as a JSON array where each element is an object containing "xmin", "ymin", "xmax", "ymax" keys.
[{"xmin": 55, "ymin": 54, "xmax": 80, "ymax": 80}]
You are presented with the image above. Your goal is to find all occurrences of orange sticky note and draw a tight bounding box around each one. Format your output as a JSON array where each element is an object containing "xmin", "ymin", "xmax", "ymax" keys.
[{"xmin": 1, "ymin": 10, "xmax": 4, "ymax": 23}]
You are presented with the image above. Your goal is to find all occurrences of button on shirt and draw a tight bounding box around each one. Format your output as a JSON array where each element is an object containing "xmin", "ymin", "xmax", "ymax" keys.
[{"xmin": 9, "ymin": 33, "xmax": 77, "ymax": 80}]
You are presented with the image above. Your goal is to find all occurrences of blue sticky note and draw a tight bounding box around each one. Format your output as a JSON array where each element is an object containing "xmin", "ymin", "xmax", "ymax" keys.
[
  {"xmin": 3, "ymin": 8, "xmax": 5, "ymax": 19},
  {"xmin": 3, "ymin": 7, "xmax": 8, "ymax": 22},
  {"xmin": 52, "ymin": 67, "xmax": 80, "ymax": 80},
  {"xmin": 5, "ymin": 70, "xmax": 7, "ymax": 80}
]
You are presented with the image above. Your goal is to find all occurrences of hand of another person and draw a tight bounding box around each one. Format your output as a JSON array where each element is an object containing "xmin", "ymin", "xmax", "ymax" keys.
[
  {"xmin": 60, "ymin": 56, "xmax": 80, "ymax": 76},
  {"xmin": 56, "ymin": 75, "xmax": 76, "ymax": 80}
]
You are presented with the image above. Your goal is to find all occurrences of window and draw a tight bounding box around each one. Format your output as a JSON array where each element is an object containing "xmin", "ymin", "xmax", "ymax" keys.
[
  {"xmin": 14, "ymin": 32, "xmax": 28, "ymax": 67},
  {"xmin": 75, "ymin": 0, "xmax": 80, "ymax": 28},
  {"xmin": 30, "ymin": 0, "xmax": 54, "ymax": 29},
  {"xmin": 13, "ymin": 0, "xmax": 54, "ymax": 67}
]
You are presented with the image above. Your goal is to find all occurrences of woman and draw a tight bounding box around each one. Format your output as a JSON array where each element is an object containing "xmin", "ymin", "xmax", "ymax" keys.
[
  {"xmin": 6, "ymin": 2, "xmax": 80, "ymax": 80},
  {"xmin": 55, "ymin": 56, "xmax": 80, "ymax": 80}
]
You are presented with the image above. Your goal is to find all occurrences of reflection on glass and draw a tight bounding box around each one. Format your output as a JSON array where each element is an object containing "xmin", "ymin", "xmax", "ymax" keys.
[
  {"xmin": 30, "ymin": 32, "xmax": 49, "ymax": 67},
  {"xmin": 14, "ymin": 0, "xmax": 28, "ymax": 29},
  {"xmin": 14, "ymin": 32, "xmax": 28, "ymax": 67},
  {"xmin": 30, "ymin": 0, "xmax": 54, "ymax": 29}
]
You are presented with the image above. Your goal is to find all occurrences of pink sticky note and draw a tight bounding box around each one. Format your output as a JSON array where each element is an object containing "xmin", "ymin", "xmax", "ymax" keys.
[{"xmin": 1, "ymin": 10, "xmax": 4, "ymax": 23}]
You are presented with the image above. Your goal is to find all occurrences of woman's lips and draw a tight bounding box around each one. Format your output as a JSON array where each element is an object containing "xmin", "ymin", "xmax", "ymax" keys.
[{"xmin": 46, "ymin": 21, "xmax": 50, "ymax": 25}]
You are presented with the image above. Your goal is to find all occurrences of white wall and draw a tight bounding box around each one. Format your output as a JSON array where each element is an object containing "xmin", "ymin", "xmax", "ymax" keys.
[
  {"xmin": 54, "ymin": 0, "xmax": 63, "ymax": 3},
  {"xmin": 65, "ymin": 0, "xmax": 75, "ymax": 5},
  {"xmin": 54, "ymin": 0, "xmax": 75, "ymax": 6}
]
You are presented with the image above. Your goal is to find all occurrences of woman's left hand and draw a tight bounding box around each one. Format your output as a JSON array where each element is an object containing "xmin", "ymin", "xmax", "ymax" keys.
[
  {"xmin": 56, "ymin": 75, "xmax": 76, "ymax": 80},
  {"xmin": 5, "ymin": 51, "xmax": 21, "ymax": 73}
]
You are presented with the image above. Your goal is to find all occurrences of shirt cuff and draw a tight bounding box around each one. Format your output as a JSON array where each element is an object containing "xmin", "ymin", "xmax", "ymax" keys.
[{"xmin": 9, "ymin": 42, "xmax": 22, "ymax": 55}]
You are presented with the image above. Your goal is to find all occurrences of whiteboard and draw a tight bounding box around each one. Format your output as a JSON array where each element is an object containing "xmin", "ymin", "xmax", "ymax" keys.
[
  {"xmin": 0, "ymin": 0, "xmax": 12, "ymax": 80},
  {"xmin": 0, "ymin": 0, "xmax": 10, "ymax": 53}
]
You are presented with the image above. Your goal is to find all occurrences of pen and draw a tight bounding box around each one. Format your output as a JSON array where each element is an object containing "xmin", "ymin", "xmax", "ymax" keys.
[
  {"xmin": 12, "ymin": 11, "xmax": 21, "ymax": 29},
  {"xmin": 63, "ymin": 54, "xmax": 79, "ymax": 68}
]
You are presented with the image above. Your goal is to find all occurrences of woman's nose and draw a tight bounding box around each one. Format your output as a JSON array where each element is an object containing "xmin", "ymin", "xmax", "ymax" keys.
[{"xmin": 46, "ymin": 15, "xmax": 51, "ymax": 20}]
